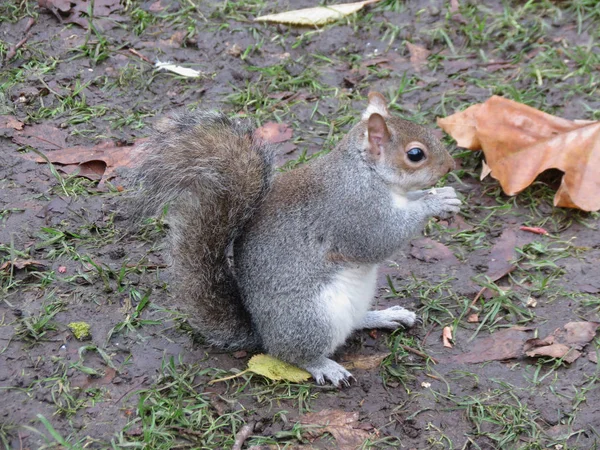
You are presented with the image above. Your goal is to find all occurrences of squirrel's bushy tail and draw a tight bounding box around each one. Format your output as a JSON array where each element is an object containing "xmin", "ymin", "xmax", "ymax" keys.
[{"xmin": 131, "ymin": 110, "xmax": 273, "ymax": 351}]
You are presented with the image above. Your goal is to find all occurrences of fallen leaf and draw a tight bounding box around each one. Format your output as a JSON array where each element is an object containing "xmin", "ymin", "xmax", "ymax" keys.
[
  {"xmin": 486, "ymin": 228, "xmax": 517, "ymax": 281},
  {"xmin": 148, "ymin": 0, "xmax": 168, "ymax": 12},
  {"xmin": 0, "ymin": 115, "xmax": 24, "ymax": 131},
  {"xmin": 255, "ymin": 122, "xmax": 293, "ymax": 144},
  {"xmin": 300, "ymin": 409, "xmax": 372, "ymax": 450},
  {"xmin": 453, "ymin": 327, "xmax": 534, "ymax": 363},
  {"xmin": 342, "ymin": 353, "xmax": 389, "ymax": 370},
  {"xmin": 0, "ymin": 259, "xmax": 47, "ymax": 271},
  {"xmin": 255, "ymin": 0, "xmax": 380, "ymax": 26},
  {"xmin": 525, "ymin": 343, "xmax": 581, "ymax": 364},
  {"xmin": 410, "ymin": 238, "xmax": 459, "ymax": 264},
  {"xmin": 38, "ymin": 0, "xmax": 71, "ymax": 13},
  {"xmin": 25, "ymin": 139, "xmax": 144, "ymax": 186},
  {"xmin": 442, "ymin": 326, "xmax": 453, "ymax": 348},
  {"xmin": 519, "ymin": 226, "xmax": 549, "ymax": 236},
  {"xmin": 480, "ymin": 160, "xmax": 492, "ymax": 180},
  {"xmin": 406, "ymin": 42, "xmax": 430, "ymax": 72},
  {"xmin": 457, "ymin": 322, "xmax": 598, "ymax": 365},
  {"xmin": 62, "ymin": 0, "xmax": 123, "ymax": 30},
  {"xmin": 524, "ymin": 335, "xmax": 554, "ymax": 349},
  {"xmin": 437, "ymin": 96, "xmax": 600, "ymax": 211},
  {"xmin": 59, "ymin": 160, "xmax": 107, "ymax": 181},
  {"xmin": 562, "ymin": 322, "xmax": 600, "ymax": 346},
  {"xmin": 467, "ymin": 313, "xmax": 479, "ymax": 323},
  {"xmin": 247, "ymin": 354, "xmax": 311, "ymax": 383},
  {"xmin": 13, "ymin": 123, "xmax": 67, "ymax": 151}
]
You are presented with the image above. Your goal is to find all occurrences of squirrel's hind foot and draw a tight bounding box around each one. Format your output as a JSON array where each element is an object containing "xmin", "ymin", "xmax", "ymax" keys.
[{"xmin": 303, "ymin": 357, "xmax": 355, "ymax": 387}]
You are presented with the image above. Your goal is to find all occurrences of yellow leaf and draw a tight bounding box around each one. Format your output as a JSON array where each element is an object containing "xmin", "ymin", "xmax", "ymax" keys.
[
  {"xmin": 255, "ymin": 0, "xmax": 381, "ymax": 26},
  {"xmin": 247, "ymin": 354, "xmax": 311, "ymax": 382}
]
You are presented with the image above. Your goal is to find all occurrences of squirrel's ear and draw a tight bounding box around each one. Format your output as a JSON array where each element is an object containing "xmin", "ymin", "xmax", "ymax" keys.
[
  {"xmin": 367, "ymin": 113, "xmax": 390, "ymax": 157},
  {"xmin": 362, "ymin": 91, "xmax": 390, "ymax": 120}
]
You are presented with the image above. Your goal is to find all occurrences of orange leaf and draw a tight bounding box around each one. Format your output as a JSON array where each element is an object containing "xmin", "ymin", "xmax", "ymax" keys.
[
  {"xmin": 437, "ymin": 96, "xmax": 600, "ymax": 211},
  {"xmin": 254, "ymin": 122, "xmax": 293, "ymax": 144}
]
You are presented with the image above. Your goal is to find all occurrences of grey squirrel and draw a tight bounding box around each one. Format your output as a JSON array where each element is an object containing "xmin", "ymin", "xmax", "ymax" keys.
[{"xmin": 131, "ymin": 92, "xmax": 459, "ymax": 386}]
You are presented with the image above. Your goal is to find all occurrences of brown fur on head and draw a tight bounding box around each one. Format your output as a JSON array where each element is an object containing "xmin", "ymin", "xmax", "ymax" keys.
[{"xmin": 361, "ymin": 91, "xmax": 455, "ymax": 191}]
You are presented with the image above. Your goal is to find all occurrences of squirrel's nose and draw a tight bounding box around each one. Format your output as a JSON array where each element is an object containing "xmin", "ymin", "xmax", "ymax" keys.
[{"xmin": 444, "ymin": 155, "xmax": 456, "ymax": 173}]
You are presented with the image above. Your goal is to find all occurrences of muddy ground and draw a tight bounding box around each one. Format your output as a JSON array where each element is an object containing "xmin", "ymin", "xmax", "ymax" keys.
[{"xmin": 1, "ymin": 0, "xmax": 600, "ymax": 449}]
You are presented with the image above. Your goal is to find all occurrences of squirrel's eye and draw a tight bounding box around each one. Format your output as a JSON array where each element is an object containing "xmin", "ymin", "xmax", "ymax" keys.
[{"xmin": 407, "ymin": 147, "xmax": 425, "ymax": 162}]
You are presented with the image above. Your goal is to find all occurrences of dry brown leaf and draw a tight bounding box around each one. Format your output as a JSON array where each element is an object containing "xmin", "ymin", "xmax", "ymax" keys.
[
  {"xmin": 525, "ymin": 343, "xmax": 581, "ymax": 364},
  {"xmin": 467, "ymin": 313, "xmax": 479, "ymax": 323},
  {"xmin": 38, "ymin": 0, "xmax": 71, "ymax": 13},
  {"xmin": 0, "ymin": 115, "xmax": 24, "ymax": 131},
  {"xmin": 442, "ymin": 326, "xmax": 453, "ymax": 348},
  {"xmin": 342, "ymin": 353, "xmax": 389, "ymax": 370},
  {"xmin": 25, "ymin": 139, "xmax": 145, "ymax": 186},
  {"xmin": 437, "ymin": 96, "xmax": 600, "ymax": 211},
  {"xmin": 406, "ymin": 42, "xmax": 430, "ymax": 72},
  {"xmin": 0, "ymin": 259, "xmax": 47, "ymax": 271},
  {"xmin": 255, "ymin": 122, "xmax": 293, "ymax": 144},
  {"xmin": 300, "ymin": 409, "xmax": 371, "ymax": 450},
  {"xmin": 563, "ymin": 321, "xmax": 600, "ymax": 346},
  {"xmin": 453, "ymin": 327, "xmax": 534, "ymax": 364},
  {"xmin": 13, "ymin": 123, "xmax": 67, "ymax": 151},
  {"xmin": 480, "ymin": 160, "xmax": 492, "ymax": 180},
  {"xmin": 486, "ymin": 228, "xmax": 517, "ymax": 281},
  {"xmin": 40, "ymin": 0, "xmax": 123, "ymax": 30},
  {"xmin": 455, "ymin": 322, "xmax": 598, "ymax": 365}
]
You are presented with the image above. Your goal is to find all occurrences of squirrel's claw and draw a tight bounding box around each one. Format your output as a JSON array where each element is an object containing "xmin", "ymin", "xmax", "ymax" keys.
[{"xmin": 304, "ymin": 357, "xmax": 354, "ymax": 388}]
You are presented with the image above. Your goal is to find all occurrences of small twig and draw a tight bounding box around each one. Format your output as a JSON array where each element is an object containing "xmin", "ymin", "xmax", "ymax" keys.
[
  {"xmin": 421, "ymin": 323, "xmax": 437, "ymax": 347},
  {"xmin": 5, "ymin": 18, "xmax": 35, "ymax": 62},
  {"xmin": 128, "ymin": 48, "xmax": 152, "ymax": 63},
  {"xmin": 232, "ymin": 422, "xmax": 255, "ymax": 450},
  {"xmin": 469, "ymin": 286, "xmax": 487, "ymax": 310},
  {"xmin": 398, "ymin": 344, "xmax": 438, "ymax": 364}
]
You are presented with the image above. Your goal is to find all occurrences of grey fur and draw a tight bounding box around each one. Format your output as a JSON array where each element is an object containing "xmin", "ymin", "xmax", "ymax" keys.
[
  {"xmin": 131, "ymin": 99, "xmax": 459, "ymax": 386},
  {"xmin": 130, "ymin": 110, "xmax": 273, "ymax": 351}
]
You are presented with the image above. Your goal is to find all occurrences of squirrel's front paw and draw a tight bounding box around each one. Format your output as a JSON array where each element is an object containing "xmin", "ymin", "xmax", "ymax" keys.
[{"xmin": 425, "ymin": 186, "xmax": 461, "ymax": 220}]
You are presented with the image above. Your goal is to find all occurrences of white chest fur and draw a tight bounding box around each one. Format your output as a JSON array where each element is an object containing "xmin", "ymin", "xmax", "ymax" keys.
[
  {"xmin": 320, "ymin": 264, "xmax": 378, "ymax": 355},
  {"xmin": 391, "ymin": 191, "xmax": 408, "ymax": 208}
]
